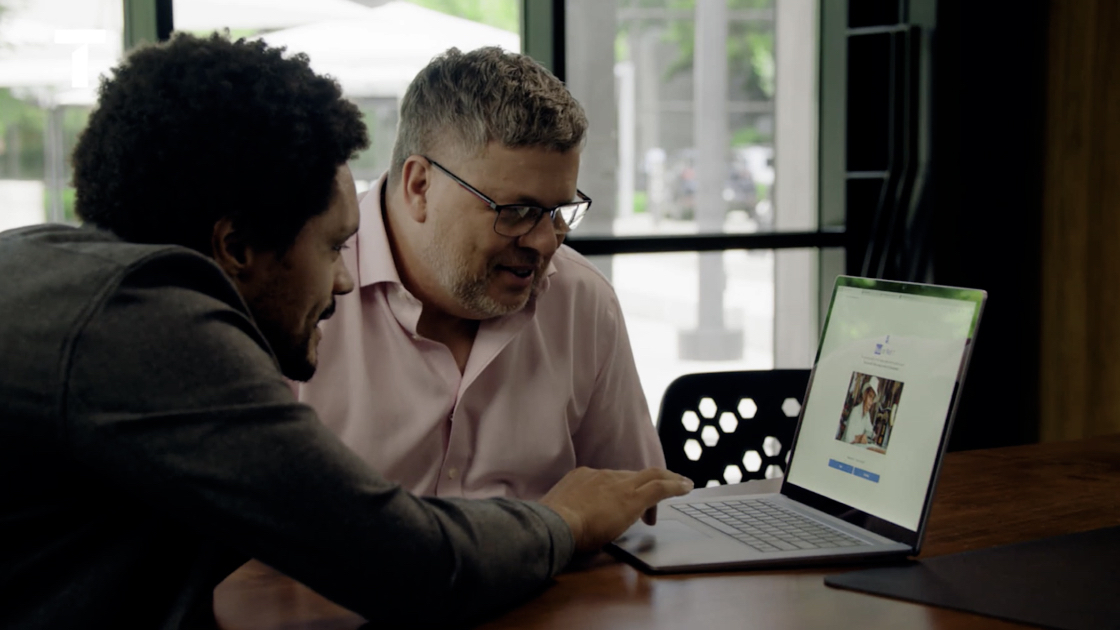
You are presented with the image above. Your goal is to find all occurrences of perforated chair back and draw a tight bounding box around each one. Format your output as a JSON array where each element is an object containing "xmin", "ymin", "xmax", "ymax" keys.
[{"xmin": 657, "ymin": 370, "xmax": 811, "ymax": 488}]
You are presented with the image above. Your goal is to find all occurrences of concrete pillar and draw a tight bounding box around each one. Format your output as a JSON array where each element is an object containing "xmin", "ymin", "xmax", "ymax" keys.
[
  {"xmin": 616, "ymin": 60, "xmax": 635, "ymax": 219},
  {"xmin": 679, "ymin": 0, "xmax": 743, "ymax": 360},
  {"xmin": 43, "ymin": 103, "xmax": 65, "ymax": 223},
  {"xmin": 565, "ymin": 0, "xmax": 618, "ymax": 280},
  {"xmin": 7, "ymin": 124, "xmax": 22, "ymax": 178},
  {"xmin": 634, "ymin": 26, "xmax": 665, "ymax": 219},
  {"xmin": 773, "ymin": 0, "xmax": 819, "ymax": 367}
]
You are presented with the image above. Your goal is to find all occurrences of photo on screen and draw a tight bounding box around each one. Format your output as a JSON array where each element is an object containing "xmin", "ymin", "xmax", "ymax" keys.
[{"xmin": 834, "ymin": 372, "xmax": 904, "ymax": 454}]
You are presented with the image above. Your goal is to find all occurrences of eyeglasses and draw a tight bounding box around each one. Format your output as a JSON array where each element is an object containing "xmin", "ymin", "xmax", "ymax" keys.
[{"xmin": 424, "ymin": 156, "xmax": 592, "ymax": 237}]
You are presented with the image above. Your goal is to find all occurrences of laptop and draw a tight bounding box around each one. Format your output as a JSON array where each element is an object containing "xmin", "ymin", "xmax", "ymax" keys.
[{"xmin": 611, "ymin": 276, "xmax": 987, "ymax": 573}]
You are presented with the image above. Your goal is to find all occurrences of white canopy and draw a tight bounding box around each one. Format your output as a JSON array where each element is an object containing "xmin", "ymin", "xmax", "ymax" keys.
[
  {"xmin": 0, "ymin": 0, "xmax": 519, "ymax": 102},
  {"xmin": 0, "ymin": 11, "xmax": 121, "ymax": 104},
  {"xmin": 173, "ymin": 0, "xmax": 379, "ymax": 32},
  {"xmin": 0, "ymin": 0, "xmax": 386, "ymax": 101},
  {"xmin": 258, "ymin": 1, "xmax": 520, "ymax": 98},
  {"xmin": 0, "ymin": 0, "xmax": 123, "ymax": 31}
]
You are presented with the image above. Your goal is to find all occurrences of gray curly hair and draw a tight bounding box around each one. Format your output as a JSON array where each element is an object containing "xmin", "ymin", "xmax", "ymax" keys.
[{"xmin": 389, "ymin": 46, "xmax": 587, "ymax": 184}]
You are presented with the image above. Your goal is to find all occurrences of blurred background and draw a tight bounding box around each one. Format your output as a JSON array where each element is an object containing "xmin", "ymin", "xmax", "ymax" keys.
[{"xmin": 1, "ymin": 0, "xmax": 1115, "ymax": 449}]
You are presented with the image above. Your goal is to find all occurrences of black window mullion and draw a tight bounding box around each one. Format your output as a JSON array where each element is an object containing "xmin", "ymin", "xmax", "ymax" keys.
[{"xmin": 565, "ymin": 230, "xmax": 846, "ymax": 257}]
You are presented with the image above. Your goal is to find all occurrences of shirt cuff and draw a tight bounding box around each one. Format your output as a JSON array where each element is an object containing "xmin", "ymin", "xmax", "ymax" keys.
[{"xmin": 524, "ymin": 502, "xmax": 576, "ymax": 575}]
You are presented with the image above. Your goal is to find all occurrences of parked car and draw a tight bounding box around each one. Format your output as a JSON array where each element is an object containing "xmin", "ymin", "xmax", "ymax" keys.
[{"xmin": 665, "ymin": 148, "xmax": 770, "ymax": 229}]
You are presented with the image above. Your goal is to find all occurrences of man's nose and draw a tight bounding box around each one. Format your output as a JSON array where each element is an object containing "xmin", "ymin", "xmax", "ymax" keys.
[
  {"xmin": 516, "ymin": 212, "xmax": 563, "ymax": 256},
  {"xmin": 334, "ymin": 258, "xmax": 355, "ymax": 295}
]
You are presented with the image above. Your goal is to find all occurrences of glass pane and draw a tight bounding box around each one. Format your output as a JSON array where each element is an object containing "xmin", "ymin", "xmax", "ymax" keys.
[
  {"xmin": 565, "ymin": 0, "xmax": 828, "ymax": 416},
  {"xmin": 173, "ymin": 0, "xmax": 522, "ymax": 194},
  {"xmin": 612, "ymin": 247, "xmax": 843, "ymax": 419},
  {"xmin": 565, "ymin": 0, "xmax": 820, "ymax": 237},
  {"xmin": 0, "ymin": 0, "xmax": 123, "ymax": 231}
]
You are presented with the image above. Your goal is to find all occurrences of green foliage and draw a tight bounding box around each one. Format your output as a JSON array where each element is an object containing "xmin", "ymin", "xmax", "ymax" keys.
[
  {"xmin": 616, "ymin": 30, "xmax": 629, "ymax": 61},
  {"xmin": 632, "ymin": 190, "xmax": 648, "ymax": 214},
  {"xmin": 0, "ymin": 88, "xmax": 92, "ymax": 182},
  {"xmin": 731, "ymin": 124, "xmax": 770, "ymax": 146},
  {"xmin": 43, "ymin": 186, "xmax": 78, "ymax": 223},
  {"xmin": 0, "ymin": 89, "xmax": 46, "ymax": 178},
  {"xmin": 621, "ymin": 0, "xmax": 775, "ymax": 101},
  {"xmin": 405, "ymin": 0, "xmax": 519, "ymax": 32},
  {"xmin": 663, "ymin": 0, "xmax": 774, "ymax": 100},
  {"xmin": 0, "ymin": 89, "xmax": 43, "ymax": 137},
  {"xmin": 744, "ymin": 26, "xmax": 775, "ymax": 97}
]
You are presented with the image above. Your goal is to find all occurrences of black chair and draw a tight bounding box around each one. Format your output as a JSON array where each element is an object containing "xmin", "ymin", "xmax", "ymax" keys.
[{"xmin": 657, "ymin": 370, "xmax": 811, "ymax": 488}]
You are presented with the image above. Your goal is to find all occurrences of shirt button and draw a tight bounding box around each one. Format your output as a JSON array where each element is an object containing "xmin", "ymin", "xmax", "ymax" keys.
[{"xmin": 447, "ymin": 468, "xmax": 459, "ymax": 480}]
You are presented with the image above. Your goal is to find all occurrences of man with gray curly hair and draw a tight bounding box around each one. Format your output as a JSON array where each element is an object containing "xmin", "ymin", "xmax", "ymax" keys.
[{"xmin": 300, "ymin": 46, "xmax": 665, "ymax": 500}]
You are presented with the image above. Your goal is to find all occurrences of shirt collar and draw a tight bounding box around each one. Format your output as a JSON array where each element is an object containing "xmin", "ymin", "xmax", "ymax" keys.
[{"xmin": 355, "ymin": 173, "xmax": 403, "ymax": 288}]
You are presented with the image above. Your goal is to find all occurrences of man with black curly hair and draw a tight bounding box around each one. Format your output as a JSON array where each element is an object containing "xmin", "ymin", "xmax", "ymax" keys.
[{"xmin": 0, "ymin": 34, "xmax": 691, "ymax": 629}]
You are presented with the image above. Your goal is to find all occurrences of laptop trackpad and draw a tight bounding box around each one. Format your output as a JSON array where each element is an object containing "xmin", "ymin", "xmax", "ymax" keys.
[{"xmin": 614, "ymin": 519, "xmax": 714, "ymax": 554}]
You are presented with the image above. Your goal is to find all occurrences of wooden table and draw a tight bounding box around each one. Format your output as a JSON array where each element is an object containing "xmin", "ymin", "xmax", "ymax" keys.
[{"xmin": 214, "ymin": 435, "xmax": 1120, "ymax": 629}]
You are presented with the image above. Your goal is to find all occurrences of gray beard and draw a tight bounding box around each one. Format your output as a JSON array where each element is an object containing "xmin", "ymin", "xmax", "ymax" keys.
[{"xmin": 419, "ymin": 233, "xmax": 541, "ymax": 319}]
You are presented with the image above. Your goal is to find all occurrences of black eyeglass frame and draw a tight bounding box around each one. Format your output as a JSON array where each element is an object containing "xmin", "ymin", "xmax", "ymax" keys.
[{"xmin": 423, "ymin": 156, "xmax": 592, "ymax": 237}]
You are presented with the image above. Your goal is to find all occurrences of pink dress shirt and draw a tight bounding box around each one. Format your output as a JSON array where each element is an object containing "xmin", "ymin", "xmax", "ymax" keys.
[{"xmin": 298, "ymin": 176, "xmax": 665, "ymax": 500}]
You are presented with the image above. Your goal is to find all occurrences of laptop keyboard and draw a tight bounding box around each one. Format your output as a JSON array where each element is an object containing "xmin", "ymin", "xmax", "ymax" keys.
[{"xmin": 673, "ymin": 498, "xmax": 869, "ymax": 553}]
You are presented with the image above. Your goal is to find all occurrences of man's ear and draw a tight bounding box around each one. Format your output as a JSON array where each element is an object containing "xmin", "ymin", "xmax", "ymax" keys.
[
  {"xmin": 211, "ymin": 217, "xmax": 255, "ymax": 280},
  {"xmin": 399, "ymin": 156, "xmax": 432, "ymax": 223}
]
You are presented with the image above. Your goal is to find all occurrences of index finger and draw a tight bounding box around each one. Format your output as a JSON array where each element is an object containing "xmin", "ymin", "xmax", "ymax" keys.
[
  {"xmin": 628, "ymin": 467, "xmax": 693, "ymax": 487},
  {"xmin": 634, "ymin": 476, "xmax": 693, "ymax": 508}
]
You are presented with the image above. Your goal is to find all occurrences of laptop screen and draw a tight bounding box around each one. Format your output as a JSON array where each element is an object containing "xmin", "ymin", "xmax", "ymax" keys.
[{"xmin": 784, "ymin": 277, "xmax": 985, "ymax": 534}]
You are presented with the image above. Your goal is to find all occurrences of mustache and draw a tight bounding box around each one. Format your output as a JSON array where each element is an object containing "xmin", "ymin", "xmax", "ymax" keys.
[
  {"xmin": 319, "ymin": 300, "xmax": 337, "ymax": 322},
  {"xmin": 494, "ymin": 253, "xmax": 543, "ymax": 270}
]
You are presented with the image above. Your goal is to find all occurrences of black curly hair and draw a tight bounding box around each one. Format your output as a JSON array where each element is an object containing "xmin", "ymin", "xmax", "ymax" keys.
[{"xmin": 72, "ymin": 33, "xmax": 368, "ymax": 255}]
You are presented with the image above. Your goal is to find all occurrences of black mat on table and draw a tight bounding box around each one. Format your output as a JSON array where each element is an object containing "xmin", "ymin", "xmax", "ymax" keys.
[{"xmin": 824, "ymin": 525, "xmax": 1120, "ymax": 630}]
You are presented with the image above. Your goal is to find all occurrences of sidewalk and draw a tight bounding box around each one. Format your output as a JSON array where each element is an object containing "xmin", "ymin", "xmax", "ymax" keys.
[{"xmin": 604, "ymin": 213, "xmax": 776, "ymax": 419}]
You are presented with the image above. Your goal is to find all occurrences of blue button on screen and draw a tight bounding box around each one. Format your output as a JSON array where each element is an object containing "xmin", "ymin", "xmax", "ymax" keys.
[
  {"xmin": 828, "ymin": 458, "xmax": 854, "ymax": 474},
  {"xmin": 853, "ymin": 467, "xmax": 880, "ymax": 483}
]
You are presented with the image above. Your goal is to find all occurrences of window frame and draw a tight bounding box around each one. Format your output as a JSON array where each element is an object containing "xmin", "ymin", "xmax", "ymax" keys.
[
  {"xmin": 523, "ymin": 0, "xmax": 848, "ymax": 264},
  {"xmin": 142, "ymin": 0, "xmax": 848, "ymax": 262},
  {"xmin": 124, "ymin": 0, "xmax": 172, "ymax": 48}
]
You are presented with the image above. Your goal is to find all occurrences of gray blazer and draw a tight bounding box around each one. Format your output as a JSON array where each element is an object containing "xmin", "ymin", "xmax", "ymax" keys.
[{"xmin": 0, "ymin": 224, "xmax": 573, "ymax": 629}]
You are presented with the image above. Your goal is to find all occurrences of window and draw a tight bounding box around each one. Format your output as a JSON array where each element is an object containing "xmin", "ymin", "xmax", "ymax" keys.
[
  {"xmin": 3, "ymin": 0, "xmax": 839, "ymax": 423},
  {"xmin": 558, "ymin": 0, "xmax": 838, "ymax": 415},
  {"xmin": 174, "ymin": 0, "xmax": 522, "ymax": 194},
  {"xmin": 614, "ymin": 247, "xmax": 845, "ymax": 416},
  {"xmin": 0, "ymin": 0, "xmax": 124, "ymax": 231}
]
